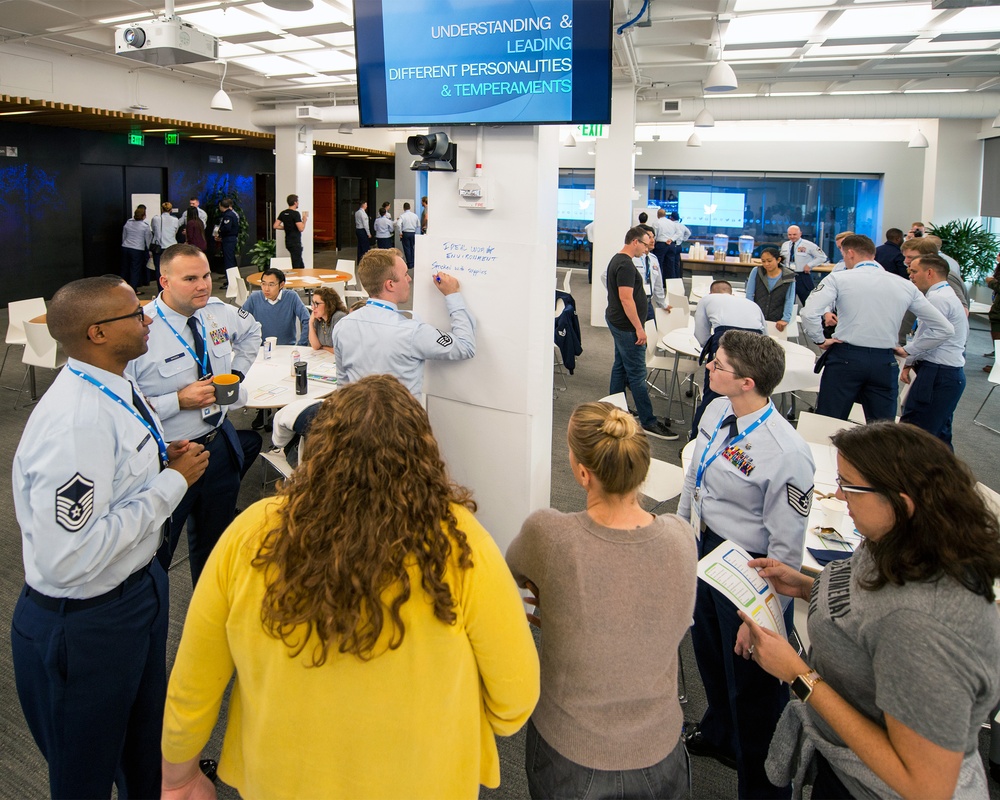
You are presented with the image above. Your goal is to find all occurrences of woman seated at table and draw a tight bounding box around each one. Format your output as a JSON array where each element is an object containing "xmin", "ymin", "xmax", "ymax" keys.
[
  {"xmin": 745, "ymin": 246, "xmax": 796, "ymax": 332},
  {"xmin": 308, "ymin": 286, "xmax": 348, "ymax": 354},
  {"xmin": 160, "ymin": 374, "xmax": 539, "ymax": 800},
  {"xmin": 507, "ymin": 401, "xmax": 697, "ymax": 800},
  {"xmin": 739, "ymin": 421, "xmax": 1000, "ymax": 799}
]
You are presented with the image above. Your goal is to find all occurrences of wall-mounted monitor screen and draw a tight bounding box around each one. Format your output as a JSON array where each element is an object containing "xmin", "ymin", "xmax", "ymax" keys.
[
  {"xmin": 557, "ymin": 187, "xmax": 595, "ymax": 222},
  {"xmin": 355, "ymin": 0, "xmax": 612, "ymax": 127},
  {"xmin": 678, "ymin": 191, "xmax": 746, "ymax": 229}
]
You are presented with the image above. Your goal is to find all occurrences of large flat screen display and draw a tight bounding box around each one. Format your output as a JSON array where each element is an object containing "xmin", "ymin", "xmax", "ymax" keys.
[
  {"xmin": 678, "ymin": 191, "xmax": 746, "ymax": 229},
  {"xmin": 354, "ymin": 0, "xmax": 612, "ymax": 127}
]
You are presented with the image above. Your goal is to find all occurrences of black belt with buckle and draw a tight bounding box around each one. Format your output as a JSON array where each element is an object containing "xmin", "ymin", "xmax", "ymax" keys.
[
  {"xmin": 191, "ymin": 427, "xmax": 221, "ymax": 445},
  {"xmin": 25, "ymin": 564, "xmax": 151, "ymax": 612}
]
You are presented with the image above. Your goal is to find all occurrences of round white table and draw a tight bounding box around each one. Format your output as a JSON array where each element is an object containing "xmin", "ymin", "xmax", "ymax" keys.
[{"xmin": 242, "ymin": 344, "xmax": 337, "ymax": 409}]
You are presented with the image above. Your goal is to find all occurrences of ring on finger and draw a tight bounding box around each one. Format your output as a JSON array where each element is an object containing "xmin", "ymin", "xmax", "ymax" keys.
[{"xmin": 748, "ymin": 644, "xmax": 755, "ymax": 655}]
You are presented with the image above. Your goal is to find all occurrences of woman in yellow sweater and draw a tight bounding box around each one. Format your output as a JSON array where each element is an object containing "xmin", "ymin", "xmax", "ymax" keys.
[{"xmin": 160, "ymin": 375, "xmax": 539, "ymax": 799}]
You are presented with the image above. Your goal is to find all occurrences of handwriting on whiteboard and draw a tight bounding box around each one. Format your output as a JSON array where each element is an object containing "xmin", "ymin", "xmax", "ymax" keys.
[{"xmin": 431, "ymin": 240, "xmax": 499, "ymax": 279}]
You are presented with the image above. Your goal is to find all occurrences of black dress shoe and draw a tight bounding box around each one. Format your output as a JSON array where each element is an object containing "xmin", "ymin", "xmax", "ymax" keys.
[
  {"xmin": 251, "ymin": 409, "xmax": 266, "ymax": 430},
  {"xmin": 683, "ymin": 723, "xmax": 737, "ymax": 769}
]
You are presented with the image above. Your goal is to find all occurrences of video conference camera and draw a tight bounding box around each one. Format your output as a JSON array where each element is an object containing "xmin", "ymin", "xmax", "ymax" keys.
[{"xmin": 407, "ymin": 133, "xmax": 457, "ymax": 172}]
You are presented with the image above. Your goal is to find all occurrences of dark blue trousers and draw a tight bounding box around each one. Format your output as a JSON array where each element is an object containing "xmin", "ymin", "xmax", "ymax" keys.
[
  {"xmin": 815, "ymin": 342, "xmax": 899, "ymax": 422},
  {"xmin": 901, "ymin": 362, "xmax": 966, "ymax": 450},
  {"xmin": 793, "ymin": 271, "xmax": 814, "ymax": 305},
  {"xmin": 401, "ymin": 231, "xmax": 416, "ymax": 269},
  {"xmin": 221, "ymin": 236, "xmax": 238, "ymax": 271},
  {"xmin": 355, "ymin": 228, "xmax": 370, "ymax": 260},
  {"xmin": 653, "ymin": 242, "xmax": 670, "ymax": 276},
  {"xmin": 158, "ymin": 420, "xmax": 257, "ymax": 585},
  {"xmin": 123, "ymin": 247, "xmax": 148, "ymax": 292},
  {"xmin": 11, "ymin": 562, "xmax": 168, "ymax": 800},
  {"xmin": 664, "ymin": 243, "xmax": 683, "ymax": 280},
  {"xmin": 692, "ymin": 527, "xmax": 792, "ymax": 799}
]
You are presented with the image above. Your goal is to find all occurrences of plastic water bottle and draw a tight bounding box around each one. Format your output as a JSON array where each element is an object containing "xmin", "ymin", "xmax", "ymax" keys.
[{"xmin": 290, "ymin": 349, "xmax": 300, "ymax": 377}]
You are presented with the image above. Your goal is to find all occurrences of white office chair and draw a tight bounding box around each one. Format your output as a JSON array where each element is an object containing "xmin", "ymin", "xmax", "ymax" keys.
[
  {"xmin": 259, "ymin": 448, "xmax": 294, "ymax": 496},
  {"xmin": 665, "ymin": 278, "xmax": 685, "ymax": 298},
  {"xmin": 639, "ymin": 458, "xmax": 685, "ymax": 513},
  {"xmin": 562, "ymin": 269, "xmax": 573, "ymax": 294},
  {"xmin": 654, "ymin": 306, "xmax": 687, "ymax": 335},
  {"xmin": 341, "ymin": 288, "xmax": 369, "ymax": 307},
  {"xmin": 795, "ymin": 411, "xmax": 856, "ymax": 446},
  {"xmin": 976, "ymin": 482, "xmax": 1000, "ymax": 523},
  {"xmin": 666, "ymin": 293, "xmax": 690, "ymax": 319},
  {"xmin": 269, "ymin": 257, "xmax": 293, "ymax": 271},
  {"xmin": 337, "ymin": 259, "xmax": 357, "ymax": 289},
  {"xmin": 690, "ymin": 275, "xmax": 713, "ymax": 299},
  {"xmin": 2, "ymin": 297, "xmax": 45, "ymax": 385},
  {"xmin": 645, "ymin": 319, "xmax": 698, "ymax": 406},
  {"xmin": 553, "ymin": 344, "xmax": 567, "ymax": 392},
  {"xmin": 973, "ymin": 341, "xmax": 1000, "ymax": 434},
  {"xmin": 225, "ymin": 267, "xmax": 249, "ymax": 306},
  {"xmin": 17, "ymin": 320, "xmax": 67, "ymax": 407}
]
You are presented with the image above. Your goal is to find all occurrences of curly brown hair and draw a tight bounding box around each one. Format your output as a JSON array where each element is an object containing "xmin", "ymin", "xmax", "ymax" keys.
[
  {"xmin": 831, "ymin": 421, "xmax": 1000, "ymax": 602},
  {"xmin": 253, "ymin": 374, "xmax": 476, "ymax": 665},
  {"xmin": 311, "ymin": 286, "xmax": 348, "ymax": 324}
]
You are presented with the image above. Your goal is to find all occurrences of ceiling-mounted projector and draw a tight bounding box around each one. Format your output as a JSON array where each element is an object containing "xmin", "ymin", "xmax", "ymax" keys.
[{"xmin": 115, "ymin": 19, "xmax": 218, "ymax": 65}]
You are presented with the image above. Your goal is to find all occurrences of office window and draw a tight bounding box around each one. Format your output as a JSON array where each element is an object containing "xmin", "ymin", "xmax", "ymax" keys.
[{"xmin": 645, "ymin": 171, "xmax": 881, "ymax": 260}]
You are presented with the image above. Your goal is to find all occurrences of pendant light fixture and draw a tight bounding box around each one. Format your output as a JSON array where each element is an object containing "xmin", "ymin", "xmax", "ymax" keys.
[{"xmin": 211, "ymin": 61, "xmax": 232, "ymax": 111}]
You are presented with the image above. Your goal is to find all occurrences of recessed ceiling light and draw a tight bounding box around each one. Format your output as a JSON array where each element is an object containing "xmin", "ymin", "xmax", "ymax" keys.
[
  {"xmin": 215, "ymin": 137, "xmax": 244, "ymax": 141},
  {"xmin": 0, "ymin": 110, "xmax": 42, "ymax": 116},
  {"xmin": 188, "ymin": 135, "xmax": 218, "ymax": 139},
  {"xmin": 143, "ymin": 128, "xmax": 176, "ymax": 133}
]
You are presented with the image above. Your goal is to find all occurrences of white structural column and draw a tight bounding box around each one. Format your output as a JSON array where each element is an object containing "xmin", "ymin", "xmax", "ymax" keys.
[
  {"xmin": 589, "ymin": 82, "xmax": 638, "ymax": 326},
  {"xmin": 919, "ymin": 119, "xmax": 985, "ymax": 225},
  {"xmin": 273, "ymin": 124, "xmax": 315, "ymax": 268},
  {"xmin": 413, "ymin": 125, "xmax": 558, "ymax": 554}
]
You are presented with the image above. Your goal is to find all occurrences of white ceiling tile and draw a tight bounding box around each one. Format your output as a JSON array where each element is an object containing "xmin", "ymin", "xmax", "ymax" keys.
[
  {"xmin": 232, "ymin": 54, "xmax": 309, "ymax": 75},
  {"xmin": 822, "ymin": 6, "xmax": 941, "ymax": 38},
  {"xmin": 934, "ymin": 7, "xmax": 1000, "ymax": 35},
  {"xmin": 256, "ymin": 35, "xmax": 324, "ymax": 53},
  {"xmin": 725, "ymin": 12, "xmax": 827, "ymax": 45},
  {"xmin": 289, "ymin": 49, "xmax": 355, "ymax": 71},
  {"xmin": 180, "ymin": 8, "xmax": 277, "ymax": 37}
]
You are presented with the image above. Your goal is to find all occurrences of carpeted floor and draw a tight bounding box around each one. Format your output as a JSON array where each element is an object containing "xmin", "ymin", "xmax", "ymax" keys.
[{"xmin": 0, "ymin": 254, "xmax": 997, "ymax": 798}]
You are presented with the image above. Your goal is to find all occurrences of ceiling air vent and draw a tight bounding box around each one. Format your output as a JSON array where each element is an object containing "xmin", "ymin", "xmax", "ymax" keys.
[{"xmin": 661, "ymin": 99, "xmax": 682, "ymax": 115}]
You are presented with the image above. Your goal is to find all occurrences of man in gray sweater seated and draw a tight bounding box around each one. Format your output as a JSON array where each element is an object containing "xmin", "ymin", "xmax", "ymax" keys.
[{"xmin": 241, "ymin": 267, "xmax": 310, "ymax": 347}]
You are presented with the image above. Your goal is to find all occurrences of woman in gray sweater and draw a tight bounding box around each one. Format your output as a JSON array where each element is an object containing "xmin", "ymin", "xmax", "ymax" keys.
[{"xmin": 507, "ymin": 402, "xmax": 697, "ymax": 799}]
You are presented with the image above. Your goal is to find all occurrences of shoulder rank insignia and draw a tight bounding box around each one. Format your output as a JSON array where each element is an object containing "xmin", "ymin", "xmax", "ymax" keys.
[
  {"xmin": 786, "ymin": 483, "xmax": 813, "ymax": 517},
  {"xmin": 55, "ymin": 473, "xmax": 95, "ymax": 532},
  {"xmin": 436, "ymin": 332, "xmax": 453, "ymax": 347}
]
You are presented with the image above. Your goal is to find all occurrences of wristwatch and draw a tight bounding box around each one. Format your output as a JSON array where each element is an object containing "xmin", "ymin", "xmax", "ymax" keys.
[{"xmin": 791, "ymin": 670, "xmax": 824, "ymax": 703}]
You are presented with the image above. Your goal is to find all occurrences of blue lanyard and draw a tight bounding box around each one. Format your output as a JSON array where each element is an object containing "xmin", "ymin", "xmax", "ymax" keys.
[
  {"xmin": 694, "ymin": 402, "xmax": 774, "ymax": 492},
  {"xmin": 68, "ymin": 367, "xmax": 169, "ymax": 468},
  {"xmin": 366, "ymin": 299, "xmax": 399, "ymax": 313},
  {"xmin": 155, "ymin": 301, "xmax": 209, "ymax": 377}
]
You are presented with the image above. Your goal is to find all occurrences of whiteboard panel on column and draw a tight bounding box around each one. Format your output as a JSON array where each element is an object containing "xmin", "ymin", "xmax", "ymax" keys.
[
  {"xmin": 427, "ymin": 395, "xmax": 531, "ymax": 555},
  {"xmin": 414, "ymin": 232, "xmax": 531, "ymax": 415}
]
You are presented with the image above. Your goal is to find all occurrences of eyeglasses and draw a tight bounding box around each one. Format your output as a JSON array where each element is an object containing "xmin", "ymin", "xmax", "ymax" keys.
[
  {"xmin": 260, "ymin": 281, "xmax": 281, "ymax": 288},
  {"xmin": 710, "ymin": 358, "xmax": 742, "ymax": 377},
  {"xmin": 835, "ymin": 476, "xmax": 880, "ymax": 495},
  {"xmin": 92, "ymin": 307, "xmax": 146, "ymax": 326}
]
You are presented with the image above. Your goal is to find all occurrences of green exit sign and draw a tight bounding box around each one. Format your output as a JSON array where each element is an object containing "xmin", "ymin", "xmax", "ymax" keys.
[
  {"xmin": 579, "ymin": 124, "xmax": 605, "ymax": 137},
  {"xmin": 127, "ymin": 132, "xmax": 145, "ymax": 146},
  {"xmin": 164, "ymin": 132, "xmax": 180, "ymax": 145}
]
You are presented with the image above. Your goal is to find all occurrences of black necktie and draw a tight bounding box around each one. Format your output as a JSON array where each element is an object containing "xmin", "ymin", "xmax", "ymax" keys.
[
  {"xmin": 645, "ymin": 255, "xmax": 651, "ymax": 284},
  {"xmin": 186, "ymin": 316, "xmax": 207, "ymax": 378},
  {"xmin": 131, "ymin": 385, "xmax": 157, "ymax": 430},
  {"xmin": 187, "ymin": 315, "xmax": 222, "ymax": 427},
  {"xmin": 720, "ymin": 414, "xmax": 740, "ymax": 441}
]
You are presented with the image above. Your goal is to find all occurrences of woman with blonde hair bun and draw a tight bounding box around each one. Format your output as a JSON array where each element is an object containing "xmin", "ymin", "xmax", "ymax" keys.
[
  {"xmin": 160, "ymin": 374, "xmax": 539, "ymax": 800},
  {"xmin": 507, "ymin": 401, "xmax": 697, "ymax": 799}
]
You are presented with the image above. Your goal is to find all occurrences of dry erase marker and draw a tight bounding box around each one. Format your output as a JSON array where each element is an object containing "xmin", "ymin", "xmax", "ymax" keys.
[{"xmin": 434, "ymin": 273, "xmax": 441, "ymax": 283}]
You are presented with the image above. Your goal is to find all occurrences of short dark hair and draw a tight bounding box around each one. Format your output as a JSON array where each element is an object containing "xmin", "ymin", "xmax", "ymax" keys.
[
  {"xmin": 624, "ymin": 226, "xmax": 647, "ymax": 245},
  {"xmin": 403, "ymin": 202, "xmax": 411, "ymax": 210},
  {"xmin": 287, "ymin": 194, "xmax": 298, "ymax": 206},
  {"xmin": 718, "ymin": 330, "xmax": 784, "ymax": 397},
  {"xmin": 710, "ymin": 280, "xmax": 732, "ymax": 294},
  {"xmin": 759, "ymin": 246, "xmax": 782, "ymax": 265},
  {"xmin": 262, "ymin": 267, "xmax": 286, "ymax": 284},
  {"xmin": 637, "ymin": 212, "xmax": 648, "ymax": 224},
  {"xmin": 161, "ymin": 243, "xmax": 207, "ymax": 273},
  {"xmin": 913, "ymin": 253, "xmax": 949, "ymax": 277},
  {"xmin": 48, "ymin": 276, "xmax": 127, "ymax": 346},
  {"xmin": 219, "ymin": 198, "xmax": 233, "ymax": 210},
  {"xmin": 886, "ymin": 228, "xmax": 904, "ymax": 244},
  {"xmin": 840, "ymin": 234, "xmax": 876, "ymax": 257},
  {"xmin": 637, "ymin": 224, "xmax": 655, "ymax": 237}
]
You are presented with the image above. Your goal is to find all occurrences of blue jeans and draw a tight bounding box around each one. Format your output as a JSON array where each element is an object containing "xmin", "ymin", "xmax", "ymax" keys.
[
  {"xmin": 608, "ymin": 322, "xmax": 656, "ymax": 427},
  {"xmin": 526, "ymin": 720, "xmax": 690, "ymax": 800}
]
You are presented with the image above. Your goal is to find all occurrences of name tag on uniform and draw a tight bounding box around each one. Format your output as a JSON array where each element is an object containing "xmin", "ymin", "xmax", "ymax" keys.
[
  {"xmin": 136, "ymin": 433, "xmax": 151, "ymax": 452},
  {"xmin": 165, "ymin": 352, "xmax": 186, "ymax": 363},
  {"xmin": 202, "ymin": 403, "xmax": 221, "ymax": 420}
]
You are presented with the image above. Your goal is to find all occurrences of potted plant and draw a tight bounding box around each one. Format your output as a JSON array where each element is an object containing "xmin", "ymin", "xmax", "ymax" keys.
[
  {"xmin": 927, "ymin": 219, "xmax": 1000, "ymax": 287},
  {"xmin": 248, "ymin": 238, "xmax": 276, "ymax": 271}
]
